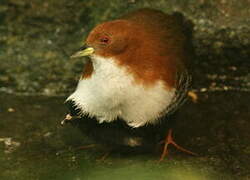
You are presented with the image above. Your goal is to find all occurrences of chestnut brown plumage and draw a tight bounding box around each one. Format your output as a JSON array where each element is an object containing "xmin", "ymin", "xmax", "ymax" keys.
[{"xmin": 62, "ymin": 8, "xmax": 196, "ymax": 161}]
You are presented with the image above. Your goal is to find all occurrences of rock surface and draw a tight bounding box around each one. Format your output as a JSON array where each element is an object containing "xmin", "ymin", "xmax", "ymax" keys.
[
  {"xmin": 0, "ymin": 0, "xmax": 249, "ymax": 95},
  {"xmin": 0, "ymin": 92, "xmax": 250, "ymax": 179}
]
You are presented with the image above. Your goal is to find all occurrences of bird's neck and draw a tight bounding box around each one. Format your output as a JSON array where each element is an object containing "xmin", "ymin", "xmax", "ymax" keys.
[
  {"xmin": 90, "ymin": 55, "xmax": 121, "ymax": 75},
  {"xmin": 91, "ymin": 55, "xmax": 103, "ymax": 71}
]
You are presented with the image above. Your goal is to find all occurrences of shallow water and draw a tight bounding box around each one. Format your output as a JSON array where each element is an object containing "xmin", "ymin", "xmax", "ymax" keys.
[{"xmin": 0, "ymin": 92, "xmax": 249, "ymax": 180}]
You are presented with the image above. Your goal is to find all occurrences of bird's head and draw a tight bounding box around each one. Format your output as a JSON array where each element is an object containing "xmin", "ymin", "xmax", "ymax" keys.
[
  {"xmin": 71, "ymin": 20, "xmax": 141, "ymax": 59},
  {"xmin": 70, "ymin": 9, "xmax": 193, "ymax": 88}
]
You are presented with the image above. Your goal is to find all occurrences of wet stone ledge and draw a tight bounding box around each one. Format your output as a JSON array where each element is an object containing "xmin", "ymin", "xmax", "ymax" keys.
[{"xmin": 0, "ymin": 0, "xmax": 249, "ymax": 96}]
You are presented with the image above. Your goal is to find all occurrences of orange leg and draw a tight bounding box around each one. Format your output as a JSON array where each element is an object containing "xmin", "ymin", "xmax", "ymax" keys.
[{"xmin": 159, "ymin": 129, "xmax": 197, "ymax": 162}]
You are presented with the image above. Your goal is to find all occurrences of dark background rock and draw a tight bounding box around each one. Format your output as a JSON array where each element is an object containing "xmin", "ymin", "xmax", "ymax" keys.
[{"xmin": 0, "ymin": 0, "xmax": 249, "ymax": 95}]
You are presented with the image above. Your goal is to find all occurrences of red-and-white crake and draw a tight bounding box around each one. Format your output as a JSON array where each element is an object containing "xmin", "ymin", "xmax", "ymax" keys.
[{"xmin": 62, "ymin": 8, "xmax": 196, "ymax": 161}]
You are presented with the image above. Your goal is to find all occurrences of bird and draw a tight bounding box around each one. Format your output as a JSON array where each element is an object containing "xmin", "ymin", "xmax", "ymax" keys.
[{"xmin": 62, "ymin": 8, "xmax": 196, "ymax": 161}]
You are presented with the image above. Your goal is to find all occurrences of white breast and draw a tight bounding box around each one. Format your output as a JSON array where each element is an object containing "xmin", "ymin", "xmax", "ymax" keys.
[{"xmin": 67, "ymin": 55, "xmax": 175, "ymax": 128}]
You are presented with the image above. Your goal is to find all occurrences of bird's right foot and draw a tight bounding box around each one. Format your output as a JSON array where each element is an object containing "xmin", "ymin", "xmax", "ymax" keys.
[{"xmin": 159, "ymin": 129, "xmax": 198, "ymax": 162}]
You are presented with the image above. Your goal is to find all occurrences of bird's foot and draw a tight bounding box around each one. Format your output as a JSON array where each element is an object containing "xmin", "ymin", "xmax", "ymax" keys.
[
  {"xmin": 159, "ymin": 129, "xmax": 197, "ymax": 162},
  {"xmin": 61, "ymin": 113, "xmax": 81, "ymax": 126}
]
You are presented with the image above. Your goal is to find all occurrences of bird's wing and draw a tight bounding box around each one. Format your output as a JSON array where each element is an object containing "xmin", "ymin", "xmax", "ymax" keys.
[{"xmin": 163, "ymin": 68, "xmax": 191, "ymax": 116}]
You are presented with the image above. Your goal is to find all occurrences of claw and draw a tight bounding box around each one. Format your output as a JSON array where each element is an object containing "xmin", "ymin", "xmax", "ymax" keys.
[
  {"xmin": 60, "ymin": 114, "xmax": 81, "ymax": 126},
  {"xmin": 159, "ymin": 129, "xmax": 197, "ymax": 162}
]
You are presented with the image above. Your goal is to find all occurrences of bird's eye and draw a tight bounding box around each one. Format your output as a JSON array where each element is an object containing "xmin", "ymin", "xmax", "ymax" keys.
[{"xmin": 100, "ymin": 37, "xmax": 109, "ymax": 44}]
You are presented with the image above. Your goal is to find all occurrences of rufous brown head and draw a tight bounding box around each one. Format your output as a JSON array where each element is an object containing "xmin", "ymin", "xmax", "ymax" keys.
[{"xmin": 71, "ymin": 9, "xmax": 193, "ymax": 88}]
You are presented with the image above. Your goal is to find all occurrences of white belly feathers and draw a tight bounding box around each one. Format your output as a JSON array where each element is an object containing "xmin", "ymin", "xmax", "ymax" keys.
[{"xmin": 67, "ymin": 55, "xmax": 175, "ymax": 128}]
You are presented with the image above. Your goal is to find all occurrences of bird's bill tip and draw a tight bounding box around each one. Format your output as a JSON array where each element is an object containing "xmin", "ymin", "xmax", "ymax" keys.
[{"xmin": 70, "ymin": 47, "xmax": 95, "ymax": 58}]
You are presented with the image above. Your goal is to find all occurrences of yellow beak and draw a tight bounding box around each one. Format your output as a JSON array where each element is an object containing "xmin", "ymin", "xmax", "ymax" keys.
[{"xmin": 70, "ymin": 45, "xmax": 95, "ymax": 58}]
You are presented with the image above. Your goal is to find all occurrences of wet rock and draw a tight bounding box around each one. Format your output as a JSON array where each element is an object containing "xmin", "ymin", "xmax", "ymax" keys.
[{"xmin": 0, "ymin": 0, "xmax": 249, "ymax": 95}]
